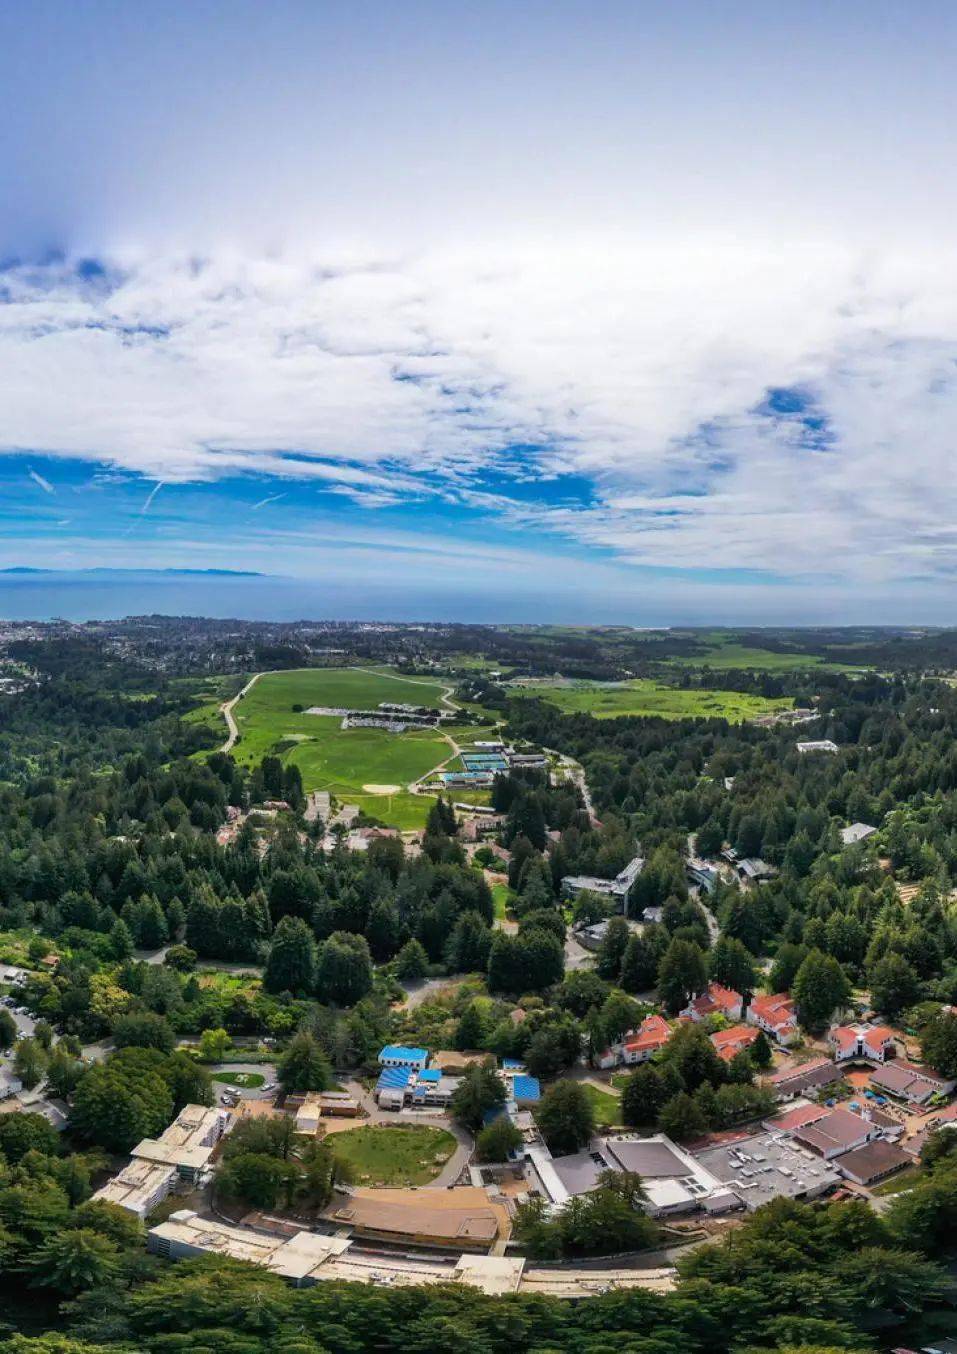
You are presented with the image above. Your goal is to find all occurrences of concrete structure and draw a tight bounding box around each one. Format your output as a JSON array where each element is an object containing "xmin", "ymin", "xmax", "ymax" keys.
[
  {"xmin": 828, "ymin": 1022, "xmax": 897, "ymax": 1063},
  {"xmin": 682, "ymin": 983, "xmax": 743, "ymax": 1023},
  {"xmin": 840, "ymin": 821, "xmax": 878, "ymax": 846},
  {"xmin": 131, "ymin": 1104, "xmax": 227, "ymax": 1182},
  {"xmin": 696, "ymin": 1130, "xmax": 841, "ymax": 1210},
  {"xmin": 687, "ymin": 860, "xmax": 721, "ymax": 894},
  {"xmin": 764, "ymin": 1057, "xmax": 843, "ymax": 1101},
  {"xmin": 747, "ymin": 993, "xmax": 799, "ymax": 1045},
  {"xmin": 91, "ymin": 1159, "xmax": 177, "ymax": 1218},
  {"xmin": 736, "ymin": 857, "xmax": 778, "ymax": 884},
  {"xmin": 295, "ymin": 1098, "xmax": 322, "ymax": 1135},
  {"xmin": 148, "ymin": 1208, "xmax": 674, "ymax": 1298},
  {"xmin": 561, "ymin": 854, "xmax": 644, "ymax": 914},
  {"xmin": 317, "ymin": 1091, "xmax": 359, "ymax": 1117},
  {"xmin": 797, "ymin": 739, "xmax": 839, "ymax": 754},
  {"xmin": 374, "ymin": 1065, "xmax": 413, "ymax": 1110}
]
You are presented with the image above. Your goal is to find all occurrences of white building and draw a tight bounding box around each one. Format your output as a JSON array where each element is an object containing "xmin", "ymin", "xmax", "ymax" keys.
[
  {"xmin": 796, "ymin": 740, "xmax": 839, "ymax": 754},
  {"xmin": 561, "ymin": 854, "xmax": 644, "ymax": 914},
  {"xmin": 840, "ymin": 822, "xmax": 877, "ymax": 846},
  {"xmin": 91, "ymin": 1159, "xmax": 178, "ymax": 1218},
  {"xmin": 131, "ymin": 1104, "xmax": 227, "ymax": 1183}
]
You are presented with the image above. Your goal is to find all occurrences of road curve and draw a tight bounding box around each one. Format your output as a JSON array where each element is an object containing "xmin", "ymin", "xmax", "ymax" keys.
[{"xmin": 220, "ymin": 673, "xmax": 263, "ymax": 752}]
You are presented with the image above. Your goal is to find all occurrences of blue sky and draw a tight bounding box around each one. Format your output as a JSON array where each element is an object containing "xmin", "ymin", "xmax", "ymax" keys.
[{"xmin": 2, "ymin": 2, "xmax": 957, "ymax": 621}]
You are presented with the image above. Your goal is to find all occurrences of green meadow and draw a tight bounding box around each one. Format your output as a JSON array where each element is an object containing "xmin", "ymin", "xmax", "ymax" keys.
[
  {"xmin": 510, "ymin": 677, "xmax": 793, "ymax": 722},
  {"xmin": 226, "ymin": 667, "xmax": 458, "ymax": 828}
]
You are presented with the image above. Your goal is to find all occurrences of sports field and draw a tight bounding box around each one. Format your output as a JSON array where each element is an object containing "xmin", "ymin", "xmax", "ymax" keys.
[
  {"xmin": 227, "ymin": 667, "xmax": 456, "ymax": 828},
  {"xmin": 510, "ymin": 677, "xmax": 793, "ymax": 722}
]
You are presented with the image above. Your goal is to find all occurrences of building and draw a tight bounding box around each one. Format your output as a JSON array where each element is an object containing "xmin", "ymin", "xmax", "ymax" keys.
[
  {"xmin": 91, "ymin": 1159, "xmax": 177, "ymax": 1218},
  {"xmin": 828, "ymin": 1023, "xmax": 897, "ymax": 1063},
  {"xmin": 696, "ymin": 1130, "xmax": 842, "ymax": 1210},
  {"xmin": 791, "ymin": 1106, "xmax": 881, "ymax": 1160},
  {"xmin": 869, "ymin": 1059, "xmax": 956, "ymax": 1106},
  {"xmin": 764, "ymin": 1057, "xmax": 843, "ymax": 1101},
  {"xmin": 378, "ymin": 1045, "xmax": 429, "ymax": 1071},
  {"xmin": 507, "ymin": 751, "xmax": 549, "ymax": 770},
  {"xmin": 687, "ymin": 861, "xmax": 721, "ymax": 894},
  {"xmin": 710, "ymin": 1024, "xmax": 760, "ymax": 1062},
  {"xmin": 796, "ymin": 740, "xmax": 839, "ymax": 754},
  {"xmin": 411, "ymin": 1069, "xmax": 462, "ymax": 1108},
  {"xmin": 374, "ymin": 1066, "xmax": 413, "ymax": 1110},
  {"xmin": 736, "ymin": 858, "xmax": 778, "ymax": 884},
  {"xmin": 317, "ymin": 1091, "xmax": 359, "ymax": 1117},
  {"xmin": 295, "ymin": 1099, "xmax": 323, "ymax": 1135},
  {"xmin": 530, "ymin": 1133, "xmax": 737, "ymax": 1216},
  {"xmin": 560, "ymin": 854, "xmax": 644, "ymax": 914},
  {"xmin": 131, "ymin": 1104, "xmax": 227, "ymax": 1183},
  {"xmin": 747, "ymin": 993, "xmax": 799, "ymax": 1045},
  {"xmin": 597, "ymin": 1014, "xmax": 673, "ymax": 1069},
  {"xmin": 0, "ymin": 1067, "xmax": 22, "ymax": 1100},
  {"xmin": 682, "ymin": 983, "xmax": 743, "ymax": 1023},
  {"xmin": 147, "ymin": 1208, "xmax": 673, "ymax": 1298},
  {"xmin": 832, "ymin": 1138, "xmax": 911, "ymax": 1186},
  {"xmin": 327, "ymin": 1186, "xmax": 510, "ymax": 1251},
  {"xmin": 840, "ymin": 821, "xmax": 878, "ymax": 846}
]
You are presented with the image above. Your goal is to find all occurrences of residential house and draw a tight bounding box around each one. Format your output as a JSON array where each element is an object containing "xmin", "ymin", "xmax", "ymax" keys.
[
  {"xmin": 682, "ymin": 984, "xmax": 744, "ymax": 1024},
  {"xmin": 710, "ymin": 1024, "xmax": 760, "ymax": 1062},
  {"xmin": 747, "ymin": 993, "xmax": 799, "ymax": 1046},
  {"xmin": 596, "ymin": 1014, "xmax": 673, "ymax": 1069}
]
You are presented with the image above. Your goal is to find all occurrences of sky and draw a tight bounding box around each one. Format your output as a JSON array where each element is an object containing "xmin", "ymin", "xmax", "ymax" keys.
[{"xmin": 2, "ymin": 1, "xmax": 957, "ymax": 622}]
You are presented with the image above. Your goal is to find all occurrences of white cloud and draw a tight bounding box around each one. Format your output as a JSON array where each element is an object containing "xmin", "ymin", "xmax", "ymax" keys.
[{"xmin": 3, "ymin": 243, "xmax": 957, "ymax": 583}]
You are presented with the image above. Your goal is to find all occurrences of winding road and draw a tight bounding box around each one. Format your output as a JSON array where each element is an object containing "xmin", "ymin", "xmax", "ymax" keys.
[{"xmin": 220, "ymin": 672, "xmax": 263, "ymax": 752}]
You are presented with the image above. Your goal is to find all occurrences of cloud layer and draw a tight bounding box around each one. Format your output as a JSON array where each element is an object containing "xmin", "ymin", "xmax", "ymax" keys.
[{"xmin": 3, "ymin": 243, "xmax": 957, "ymax": 586}]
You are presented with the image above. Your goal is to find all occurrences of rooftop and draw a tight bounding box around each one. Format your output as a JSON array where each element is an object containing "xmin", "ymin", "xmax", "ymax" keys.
[
  {"xmin": 379, "ymin": 1045, "xmax": 428, "ymax": 1063},
  {"xmin": 792, "ymin": 1107, "xmax": 873, "ymax": 1154},
  {"xmin": 834, "ymin": 1138, "xmax": 911, "ymax": 1184},
  {"xmin": 696, "ymin": 1130, "xmax": 842, "ymax": 1209}
]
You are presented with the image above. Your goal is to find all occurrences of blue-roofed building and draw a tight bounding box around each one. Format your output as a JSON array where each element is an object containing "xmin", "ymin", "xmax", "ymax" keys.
[
  {"xmin": 374, "ymin": 1065, "xmax": 412, "ymax": 1110},
  {"xmin": 378, "ymin": 1045, "xmax": 429, "ymax": 1071},
  {"xmin": 509, "ymin": 1075, "xmax": 541, "ymax": 1103},
  {"xmin": 417, "ymin": 1068, "xmax": 442, "ymax": 1083}
]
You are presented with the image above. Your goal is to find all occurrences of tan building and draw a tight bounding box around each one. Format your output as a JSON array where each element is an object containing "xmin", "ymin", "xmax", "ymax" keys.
[{"xmin": 325, "ymin": 1186, "xmax": 510, "ymax": 1252}]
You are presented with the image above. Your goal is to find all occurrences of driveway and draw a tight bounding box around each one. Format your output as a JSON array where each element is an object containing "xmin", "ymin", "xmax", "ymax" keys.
[{"xmin": 209, "ymin": 1062, "xmax": 277, "ymax": 1105}]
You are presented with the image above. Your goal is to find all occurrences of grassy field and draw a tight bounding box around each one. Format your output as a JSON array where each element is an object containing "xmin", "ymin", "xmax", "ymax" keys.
[
  {"xmin": 211, "ymin": 1071, "xmax": 265, "ymax": 1089},
  {"xmin": 580, "ymin": 1083, "xmax": 622, "ymax": 1130},
  {"xmin": 226, "ymin": 668, "xmax": 459, "ymax": 828},
  {"xmin": 510, "ymin": 677, "xmax": 793, "ymax": 722},
  {"xmin": 329, "ymin": 1125, "xmax": 457, "ymax": 1186},
  {"xmin": 667, "ymin": 633, "xmax": 861, "ymax": 673},
  {"xmin": 491, "ymin": 883, "xmax": 512, "ymax": 920}
]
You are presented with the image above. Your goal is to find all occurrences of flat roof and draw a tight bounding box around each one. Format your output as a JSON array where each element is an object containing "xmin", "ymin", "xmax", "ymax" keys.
[
  {"xmin": 604, "ymin": 1138, "xmax": 689, "ymax": 1178},
  {"xmin": 379, "ymin": 1045, "xmax": 427, "ymax": 1061},
  {"xmin": 91, "ymin": 1160, "xmax": 176, "ymax": 1211},
  {"xmin": 697, "ymin": 1131, "xmax": 841, "ymax": 1210},
  {"xmin": 550, "ymin": 1150, "xmax": 609, "ymax": 1196}
]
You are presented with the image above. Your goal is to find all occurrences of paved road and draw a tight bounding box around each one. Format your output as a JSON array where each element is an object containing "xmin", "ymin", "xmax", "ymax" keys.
[
  {"xmin": 564, "ymin": 932, "xmax": 595, "ymax": 971},
  {"xmin": 220, "ymin": 672, "xmax": 264, "ymax": 752},
  {"xmin": 209, "ymin": 1062, "xmax": 278, "ymax": 1106}
]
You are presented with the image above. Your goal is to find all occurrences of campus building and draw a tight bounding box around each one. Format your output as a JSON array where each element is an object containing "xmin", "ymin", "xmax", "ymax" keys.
[
  {"xmin": 746, "ymin": 993, "xmax": 799, "ymax": 1045},
  {"xmin": 131, "ymin": 1104, "xmax": 227, "ymax": 1183},
  {"xmin": 560, "ymin": 854, "xmax": 644, "ymax": 914}
]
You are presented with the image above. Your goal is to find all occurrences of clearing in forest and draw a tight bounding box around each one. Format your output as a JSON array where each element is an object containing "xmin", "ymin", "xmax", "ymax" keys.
[{"xmin": 510, "ymin": 676, "xmax": 794, "ymax": 722}]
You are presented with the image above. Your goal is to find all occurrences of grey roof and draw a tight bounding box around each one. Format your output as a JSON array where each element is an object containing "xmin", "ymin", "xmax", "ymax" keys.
[
  {"xmin": 840, "ymin": 822, "xmax": 877, "ymax": 845},
  {"xmin": 833, "ymin": 1139, "xmax": 910, "ymax": 1183},
  {"xmin": 550, "ymin": 1150, "xmax": 609, "ymax": 1196},
  {"xmin": 696, "ymin": 1131, "xmax": 841, "ymax": 1210},
  {"xmin": 604, "ymin": 1139, "xmax": 689, "ymax": 1178}
]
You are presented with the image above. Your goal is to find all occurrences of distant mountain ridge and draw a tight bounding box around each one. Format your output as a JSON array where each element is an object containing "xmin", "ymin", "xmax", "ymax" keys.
[{"xmin": 0, "ymin": 567, "xmax": 265, "ymax": 577}]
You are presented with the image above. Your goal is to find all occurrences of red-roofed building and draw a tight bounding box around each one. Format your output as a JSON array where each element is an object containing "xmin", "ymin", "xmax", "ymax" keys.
[
  {"xmin": 828, "ymin": 1022, "xmax": 897, "ymax": 1063},
  {"xmin": 746, "ymin": 993, "xmax": 799, "ymax": 1046},
  {"xmin": 597, "ymin": 1013, "xmax": 673, "ymax": 1069},
  {"xmin": 763, "ymin": 1102, "xmax": 829, "ymax": 1134},
  {"xmin": 710, "ymin": 1023, "xmax": 760, "ymax": 1062},
  {"xmin": 681, "ymin": 983, "xmax": 743, "ymax": 1023}
]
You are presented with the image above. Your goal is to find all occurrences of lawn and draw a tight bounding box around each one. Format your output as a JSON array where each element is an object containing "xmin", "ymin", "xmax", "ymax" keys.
[
  {"xmin": 329, "ymin": 1125, "xmax": 457, "ymax": 1186},
  {"xmin": 665, "ymin": 633, "xmax": 863, "ymax": 673},
  {"xmin": 222, "ymin": 667, "xmax": 460, "ymax": 828},
  {"xmin": 211, "ymin": 1071, "xmax": 265, "ymax": 1089},
  {"xmin": 511, "ymin": 677, "xmax": 794, "ymax": 722},
  {"xmin": 581, "ymin": 1083, "xmax": 623, "ymax": 1130},
  {"xmin": 491, "ymin": 883, "xmax": 512, "ymax": 921}
]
